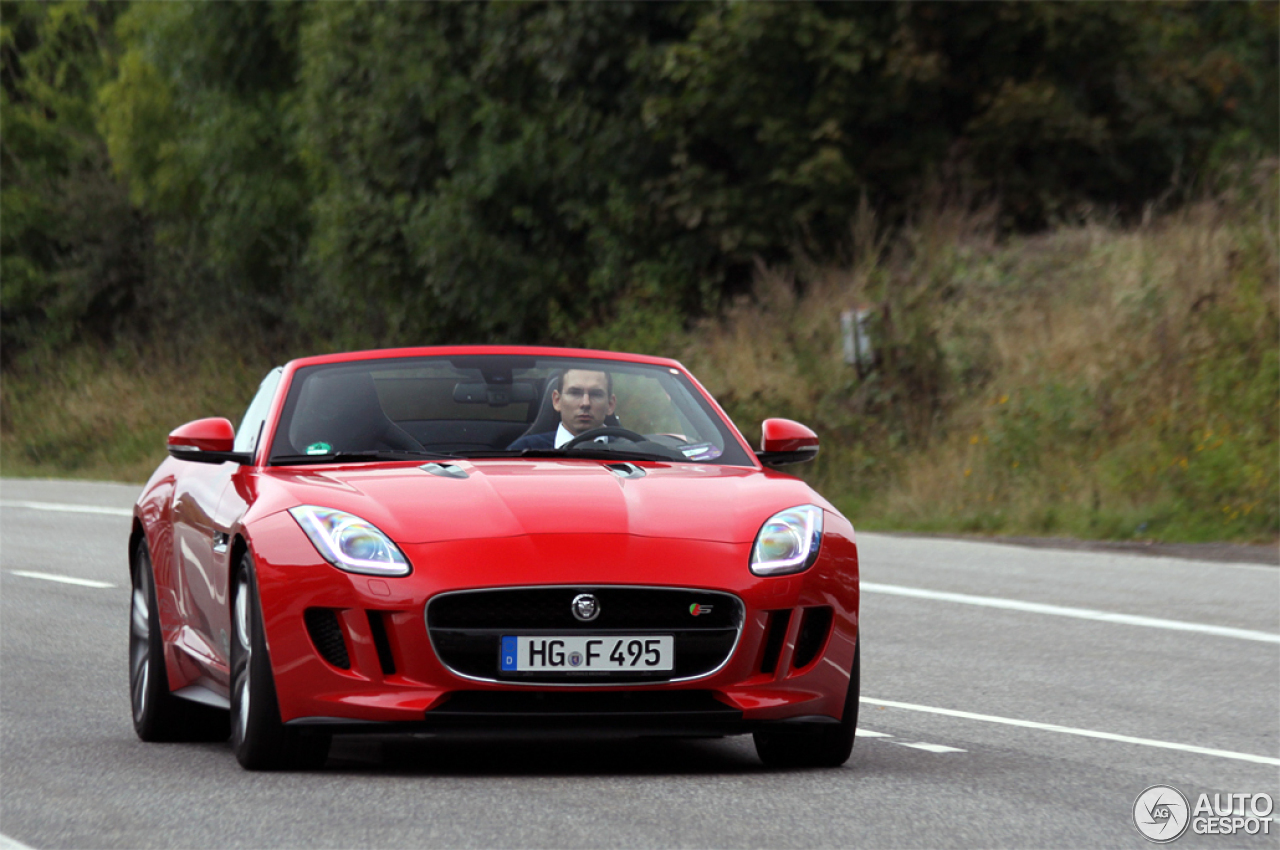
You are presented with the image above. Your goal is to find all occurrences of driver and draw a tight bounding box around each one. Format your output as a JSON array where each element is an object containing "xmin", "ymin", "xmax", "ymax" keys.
[{"xmin": 508, "ymin": 368, "xmax": 616, "ymax": 450}]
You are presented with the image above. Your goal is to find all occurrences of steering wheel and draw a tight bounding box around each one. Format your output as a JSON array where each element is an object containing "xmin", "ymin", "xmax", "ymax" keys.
[{"xmin": 560, "ymin": 426, "xmax": 649, "ymax": 450}]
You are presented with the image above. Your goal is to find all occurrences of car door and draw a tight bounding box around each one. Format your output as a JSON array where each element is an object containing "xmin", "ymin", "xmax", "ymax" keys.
[
  {"xmin": 171, "ymin": 463, "xmax": 236, "ymax": 681},
  {"xmin": 170, "ymin": 368, "xmax": 282, "ymax": 687}
]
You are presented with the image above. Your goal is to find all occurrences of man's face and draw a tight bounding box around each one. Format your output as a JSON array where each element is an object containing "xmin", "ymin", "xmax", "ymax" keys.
[{"xmin": 552, "ymin": 369, "xmax": 616, "ymax": 436}]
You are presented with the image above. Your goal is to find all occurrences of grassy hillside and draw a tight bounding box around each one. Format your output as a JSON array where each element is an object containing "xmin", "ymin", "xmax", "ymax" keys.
[
  {"xmin": 3, "ymin": 176, "xmax": 1276, "ymax": 544},
  {"xmin": 683, "ymin": 172, "xmax": 1278, "ymax": 544}
]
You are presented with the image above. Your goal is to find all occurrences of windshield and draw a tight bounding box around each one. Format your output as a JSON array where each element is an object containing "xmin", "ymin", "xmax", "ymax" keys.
[{"xmin": 266, "ymin": 355, "xmax": 753, "ymax": 467}]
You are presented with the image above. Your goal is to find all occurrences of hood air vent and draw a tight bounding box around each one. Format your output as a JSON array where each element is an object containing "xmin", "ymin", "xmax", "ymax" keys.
[
  {"xmin": 422, "ymin": 462, "xmax": 469, "ymax": 479},
  {"xmin": 605, "ymin": 462, "xmax": 646, "ymax": 480}
]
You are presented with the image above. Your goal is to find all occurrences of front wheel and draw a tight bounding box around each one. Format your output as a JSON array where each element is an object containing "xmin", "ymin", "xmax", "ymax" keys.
[
  {"xmin": 754, "ymin": 640, "xmax": 859, "ymax": 768},
  {"xmin": 230, "ymin": 553, "xmax": 329, "ymax": 770},
  {"xmin": 129, "ymin": 539, "xmax": 228, "ymax": 742}
]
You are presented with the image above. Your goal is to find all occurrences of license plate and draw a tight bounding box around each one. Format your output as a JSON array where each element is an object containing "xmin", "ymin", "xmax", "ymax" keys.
[{"xmin": 500, "ymin": 636, "xmax": 674, "ymax": 672}]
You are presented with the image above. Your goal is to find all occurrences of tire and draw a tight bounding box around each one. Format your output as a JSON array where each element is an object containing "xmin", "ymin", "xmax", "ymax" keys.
[
  {"xmin": 230, "ymin": 553, "xmax": 330, "ymax": 770},
  {"xmin": 129, "ymin": 539, "xmax": 228, "ymax": 742},
  {"xmin": 754, "ymin": 640, "xmax": 859, "ymax": 768}
]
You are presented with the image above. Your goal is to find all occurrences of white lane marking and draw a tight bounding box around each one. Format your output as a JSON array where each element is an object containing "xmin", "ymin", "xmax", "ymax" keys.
[
  {"xmin": 0, "ymin": 500, "xmax": 132, "ymax": 518},
  {"xmin": 859, "ymin": 532, "xmax": 1280, "ymax": 571},
  {"xmin": 861, "ymin": 582, "xmax": 1280, "ymax": 644},
  {"xmin": 857, "ymin": 727, "xmax": 965, "ymax": 752},
  {"xmin": 0, "ymin": 834, "xmax": 36, "ymax": 850},
  {"xmin": 8, "ymin": 570, "xmax": 115, "ymax": 589},
  {"xmin": 861, "ymin": 697, "xmax": 1280, "ymax": 766},
  {"xmin": 895, "ymin": 742, "xmax": 967, "ymax": 754}
]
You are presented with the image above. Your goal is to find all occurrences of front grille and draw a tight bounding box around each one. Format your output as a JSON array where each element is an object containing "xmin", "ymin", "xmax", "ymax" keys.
[
  {"xmin": 304, "ymin": 608, "xmax": 350, "ymax": 670},
  {"xmin": 427, "ymin": 586, "xmax": 744, "ymax": 685},
  {"xmin": 430, "ymin": 587, "xmax": 739, "ymax": 630}
]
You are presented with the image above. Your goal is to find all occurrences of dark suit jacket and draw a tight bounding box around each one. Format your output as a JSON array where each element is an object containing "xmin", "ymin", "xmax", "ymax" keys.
[{"xmin": 507, "ymin": 431, "xmax": 556, "ymax": 451}]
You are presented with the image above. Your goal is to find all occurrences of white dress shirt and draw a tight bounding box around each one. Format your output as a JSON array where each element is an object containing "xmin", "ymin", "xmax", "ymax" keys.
[{"xmin": 555, "ymin": 423, "xmax": 608, "ymax": 447}]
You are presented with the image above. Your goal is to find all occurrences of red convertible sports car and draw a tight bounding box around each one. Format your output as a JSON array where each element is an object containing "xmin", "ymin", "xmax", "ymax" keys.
[{"xmin": 129, "ymin": 346, "xmax": 860, "ymax": 770}]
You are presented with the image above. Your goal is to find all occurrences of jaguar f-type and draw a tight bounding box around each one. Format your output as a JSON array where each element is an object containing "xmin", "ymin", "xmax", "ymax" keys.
[{"xmin": 128, "ymin": 347, "xmax": 860, "ymax": 770}]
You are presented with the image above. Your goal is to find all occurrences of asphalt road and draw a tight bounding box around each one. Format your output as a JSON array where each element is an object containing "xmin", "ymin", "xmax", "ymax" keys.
[{"xmin": 1, "ymin": 478, "xmax": 1277, "ymax": 849}]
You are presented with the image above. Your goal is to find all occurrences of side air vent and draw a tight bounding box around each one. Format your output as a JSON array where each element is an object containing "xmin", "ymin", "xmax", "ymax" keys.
[
  {"xmin": 759, "ymin": 609, "xmax": 792, "ymax": 675},
  {"xmin": 304, "ymin": 608, "xmax": 350, "ymax": 670},
  {"xmin": 367, "ymin": 611, "xmax": 397, "ymax": 676},
  {"xmin": 792, "ymin": 606, "xmax": 833, "ymax": 671}
]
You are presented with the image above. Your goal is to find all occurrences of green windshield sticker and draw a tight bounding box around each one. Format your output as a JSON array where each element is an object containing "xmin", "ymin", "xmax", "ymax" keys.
[{"xmin": 306, "ymin": 442, "xmax": 332, "ymax": 456}]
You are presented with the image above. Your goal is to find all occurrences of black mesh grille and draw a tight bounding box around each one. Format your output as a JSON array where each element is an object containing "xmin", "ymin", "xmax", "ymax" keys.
[
  {"xmin": 759, "ymin": 609, "xmax": 791, "ymax": 675},
  {"xmin": 429, "ymin": 587, "xmax": 739, "ymax": 630},
  {"xmin": 304, "ymin": 608, "xmax": 350, "ymax": 670},
  {"xmin": 792, "ymin": 606, "xmax": 833, "ymax": 671},
  {"xmin": 427, "ymin": 587, "xmax": 743, "ymax": 684}
]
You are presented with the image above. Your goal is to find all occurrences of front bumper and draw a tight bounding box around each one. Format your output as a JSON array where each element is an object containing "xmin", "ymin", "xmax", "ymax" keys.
[
  {"xmin": 244, "ymin": 510, "xmax": 860, "ymax": 731},
  {"xmin": 286, "ymin": 690, "xmax": 846, "ymax": 739}
]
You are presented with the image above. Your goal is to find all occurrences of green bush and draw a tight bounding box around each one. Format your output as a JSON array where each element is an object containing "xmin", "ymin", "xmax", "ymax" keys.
[{"xmin": 10, "ymin": 1, "xmax": 1276, "ymax": 362}]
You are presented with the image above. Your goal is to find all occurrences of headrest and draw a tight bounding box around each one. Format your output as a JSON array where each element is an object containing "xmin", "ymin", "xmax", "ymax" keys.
[
  {"xmin": 514, "ymin": 372, "xmax": 563, "ymax": 442},
  {"xmin": 289, "ymin": 370, "xmax": 389, "ymax": 452}
]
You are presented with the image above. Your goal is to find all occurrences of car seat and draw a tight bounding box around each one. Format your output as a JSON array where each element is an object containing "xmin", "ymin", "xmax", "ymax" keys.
[{"xmin": 289, "ymin": 369, "xmax": 424, "ymax": 454}]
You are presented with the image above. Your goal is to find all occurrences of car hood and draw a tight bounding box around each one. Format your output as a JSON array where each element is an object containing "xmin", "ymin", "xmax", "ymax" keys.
[{"xmin": 252, "ymin": 459, "xmax": 831, "ymax": 545}]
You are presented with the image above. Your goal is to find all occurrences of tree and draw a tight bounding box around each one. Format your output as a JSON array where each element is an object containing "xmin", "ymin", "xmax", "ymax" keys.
[
  {"xmin": 98, "ymin": 1, "xmax": 309, "ymax": 344},
  {"xmin": 9, "ymin": 0, "xmax": 1273, "ymax": 361},
  {"xmin": 1, "ymin": 0, "xmax": 145, "ymax": 362},
  {"xmin": 298, "ymin": 2, "xmax": 705, "ymax": 349}
]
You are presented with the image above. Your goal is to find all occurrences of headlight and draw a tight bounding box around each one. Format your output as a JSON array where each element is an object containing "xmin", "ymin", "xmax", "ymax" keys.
[
  {"xmin": 750, "ymin": 505, "xmax": 823, "ymax": 576},
  {"xmin": 289, "ymin": 506, "xmax": 412, "ymax": 577}
]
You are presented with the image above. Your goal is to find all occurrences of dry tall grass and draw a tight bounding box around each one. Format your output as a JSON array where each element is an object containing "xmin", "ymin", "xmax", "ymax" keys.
[
  {"xmin": 683, "ymin": 166, "xmax": 1279, "ymax": 542},
  {"xmin": 1, "ymin": 344, "xmax": 271, "ymax": 482}
]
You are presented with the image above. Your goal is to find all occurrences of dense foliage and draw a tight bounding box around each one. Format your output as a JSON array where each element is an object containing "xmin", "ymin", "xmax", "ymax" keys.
[
  {"xmin": 2, "ymin": 1, "xmax": 1275, "ymax": 543},
  {"xmin": 2, "ymin": 2, "xmax": 147, "ymax": 358},
  {"xmin": 3, "ymin": 0, "xmax": 1276, "ymax": 361}
]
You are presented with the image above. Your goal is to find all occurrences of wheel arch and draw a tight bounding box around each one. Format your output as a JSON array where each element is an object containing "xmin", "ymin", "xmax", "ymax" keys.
[
  {"xmin": 228, "ymin": 531, "xmax": 276, "ymax": 661},
  {"xmin": 230, "ymin": 533, "xmax": 251, "ymax": 581},
  {"xmin": 129, "ymin": 518, "xmax": 147, "ymax": 577}
]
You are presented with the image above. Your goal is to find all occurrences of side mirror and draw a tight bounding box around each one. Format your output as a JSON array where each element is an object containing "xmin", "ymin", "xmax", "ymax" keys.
[
  {"xmin": 167, "ymin": 418, "xmax": 252, "ymax": 465},
  {"xmin": 756, "ymin": 418, "xmax": 819, "ymax": 467}
]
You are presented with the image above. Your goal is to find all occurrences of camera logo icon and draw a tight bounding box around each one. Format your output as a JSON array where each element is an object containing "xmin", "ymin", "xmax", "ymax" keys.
[{"xmin": 1134, "ymin": 785, "xmax": 1191, "ymax": 843}]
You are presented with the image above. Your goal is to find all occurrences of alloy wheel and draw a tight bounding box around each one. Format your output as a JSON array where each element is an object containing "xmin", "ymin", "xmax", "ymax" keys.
[
  {"xmin": 233, "ymin": 577, "xmax": 252, "ymax": 743},
  {"xmin": 129, "ymin": 578, "xmax": 150, "ymax": 720}
]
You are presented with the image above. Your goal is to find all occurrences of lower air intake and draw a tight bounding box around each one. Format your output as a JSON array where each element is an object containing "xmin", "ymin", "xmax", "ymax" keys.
[
  {"xmin": 759, "ymin": 610, "xmax": 791, "ymax": 675},
  {"xmin": 791, "ymin": 606, "xmax": 833, "ymax": 671},
  {"xmin": 367, "ymin": 611, "xmax": 397, "ymax": 675},
  {"xmin": 304, "ymin": 608, "xmax": 350, "ymax": 670}
]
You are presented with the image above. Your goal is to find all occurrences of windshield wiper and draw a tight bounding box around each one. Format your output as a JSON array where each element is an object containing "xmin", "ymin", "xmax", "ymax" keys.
[
  {"xmin": 269, "ymin": 449, "xmax": 461, "ymax": 466},
  {"xmin": 563, "ymin": 447, "xmax": 685, "ymax": 462}
]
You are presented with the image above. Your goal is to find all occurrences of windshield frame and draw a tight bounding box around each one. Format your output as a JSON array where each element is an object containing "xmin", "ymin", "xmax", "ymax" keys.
[{"xmin": 261, "ymin": 349, "xmax": 758, "ymax": 468}]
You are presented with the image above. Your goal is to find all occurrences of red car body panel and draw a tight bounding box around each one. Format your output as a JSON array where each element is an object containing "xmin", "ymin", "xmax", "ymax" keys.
[{"xmin": 132, "ymin": 346, "xmax": 859, "ymax": 737}]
